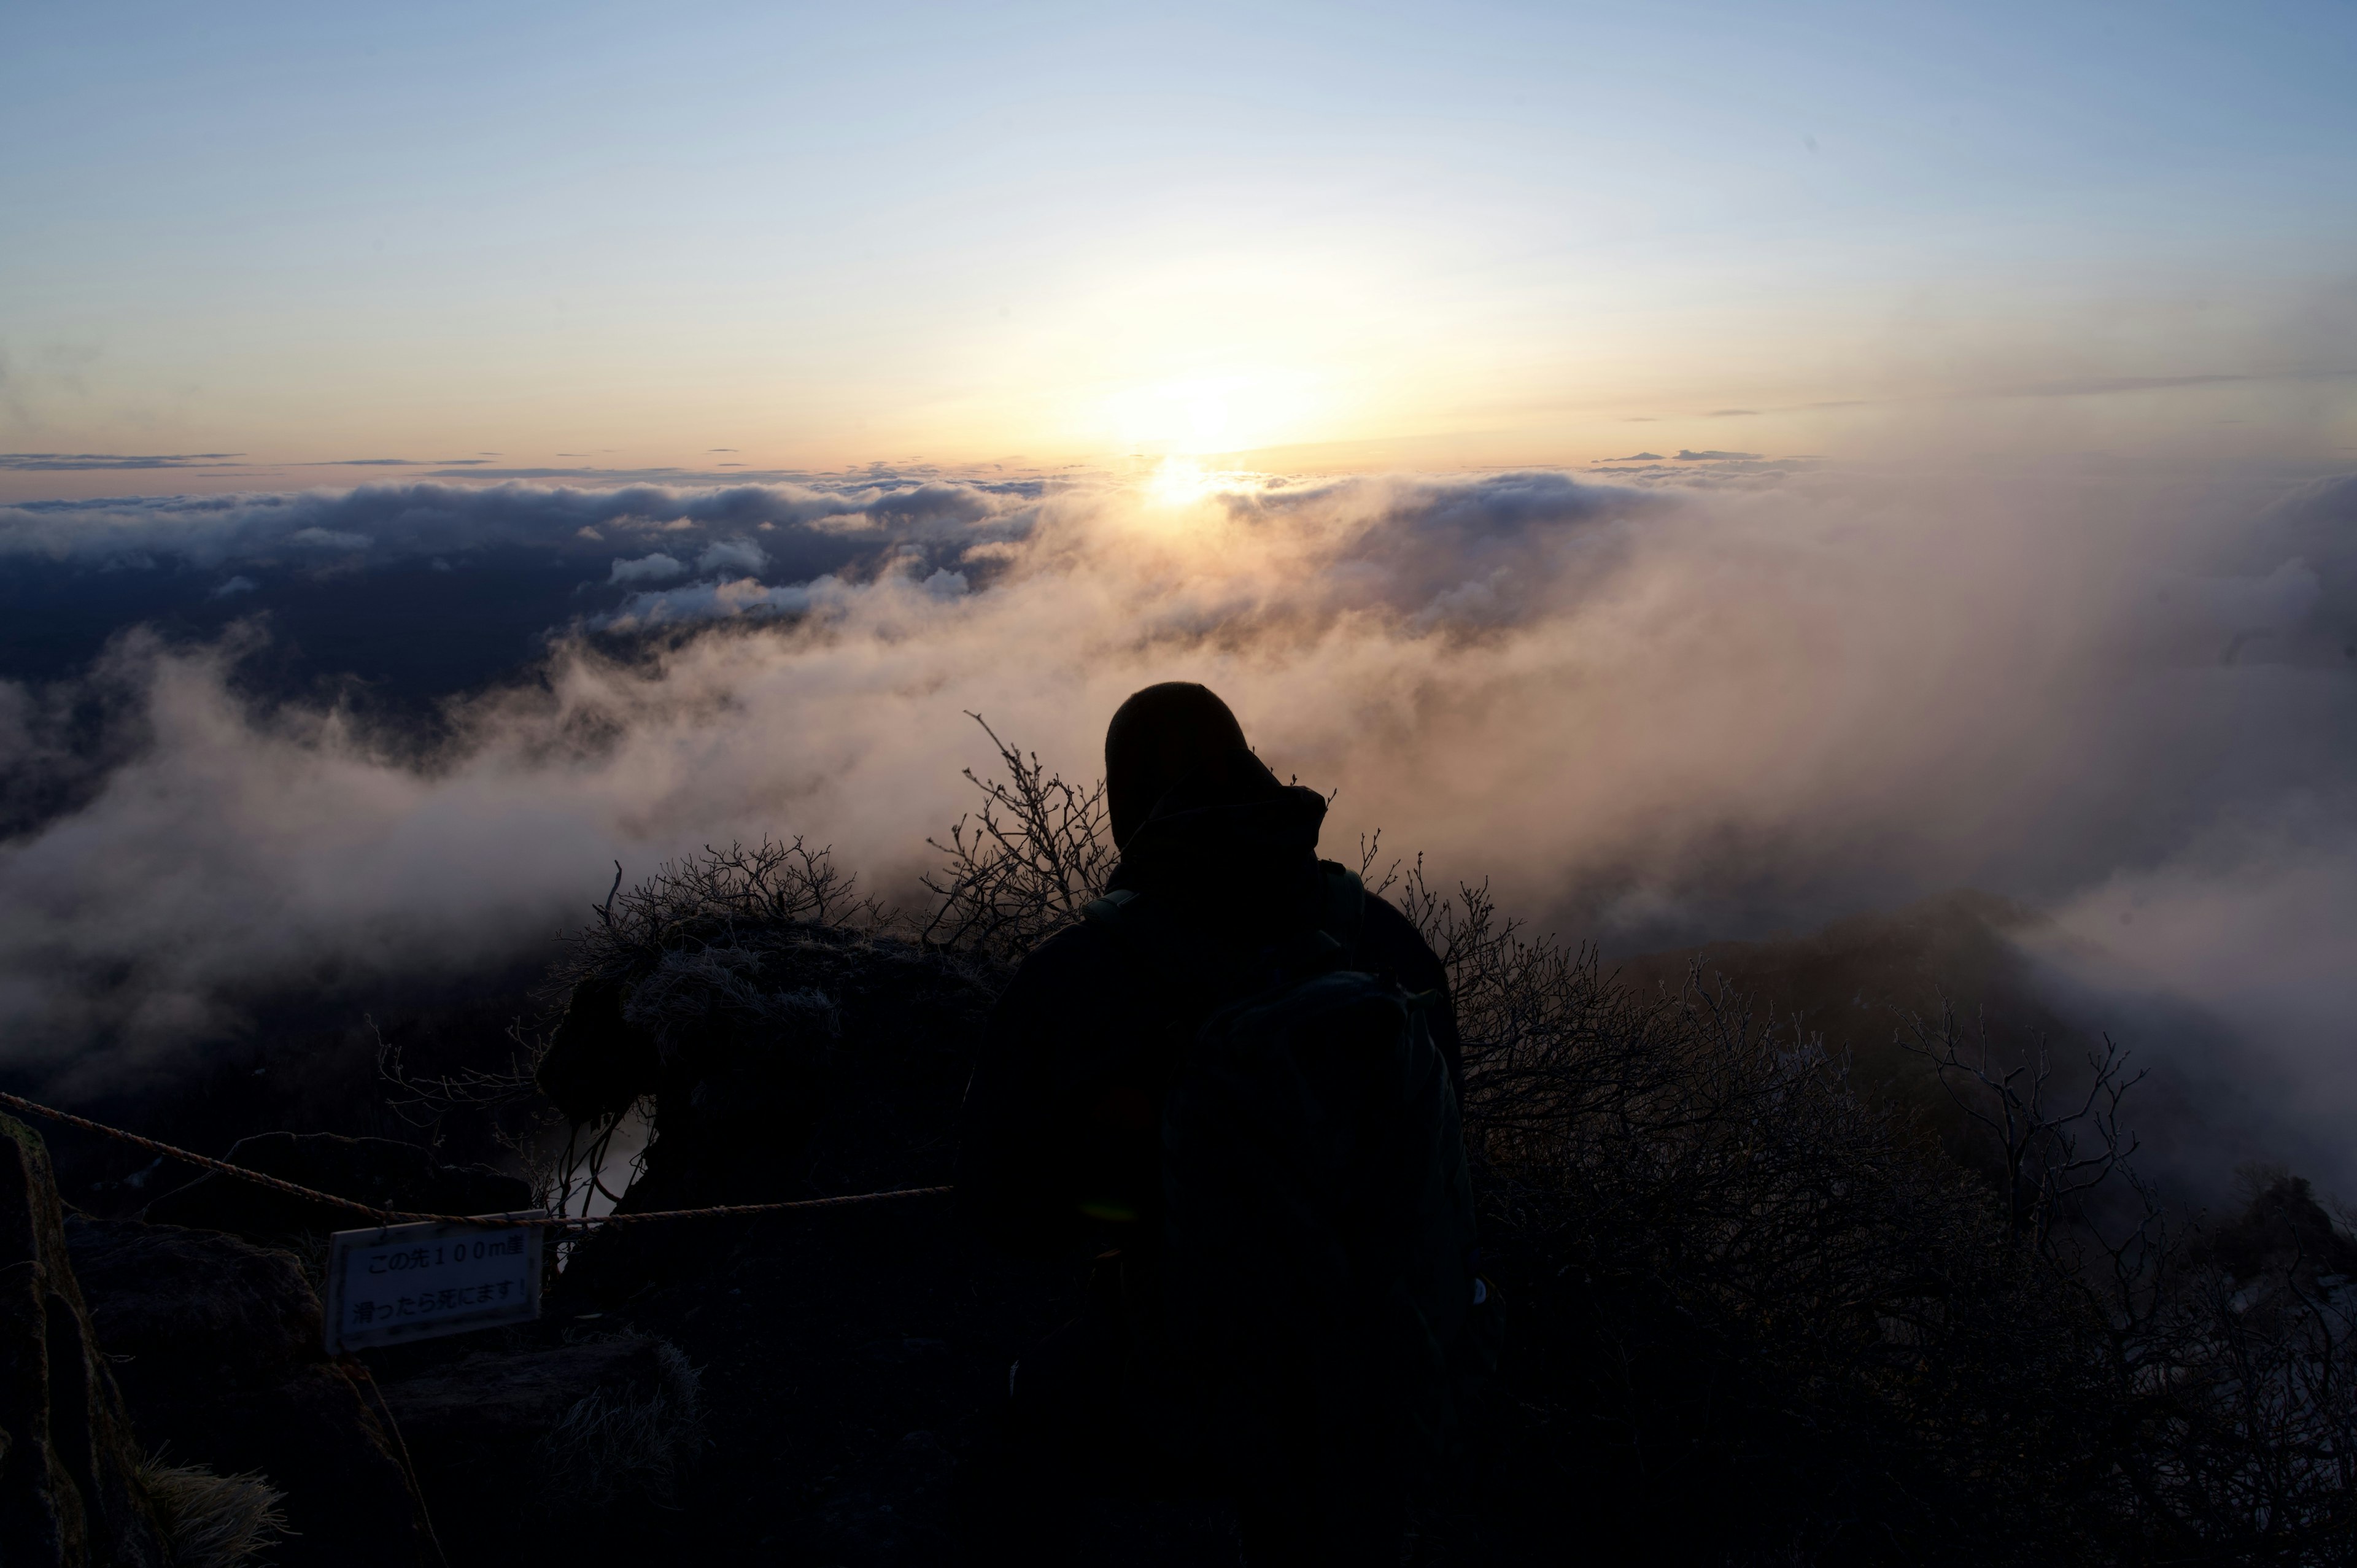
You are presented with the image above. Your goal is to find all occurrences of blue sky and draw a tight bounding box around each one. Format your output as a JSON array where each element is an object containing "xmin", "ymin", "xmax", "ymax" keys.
[{"xmin": 4, "ymin": 0, "xmax": 2353, "ymax": 489}]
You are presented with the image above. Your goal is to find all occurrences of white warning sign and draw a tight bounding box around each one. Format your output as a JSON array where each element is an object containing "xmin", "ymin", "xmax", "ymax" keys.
[{"xmin": 324, "ymin": 1214, "xmax": 546, "ymax": 1353}]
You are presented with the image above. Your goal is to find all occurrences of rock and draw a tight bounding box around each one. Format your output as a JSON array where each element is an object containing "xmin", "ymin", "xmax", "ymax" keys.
[
  {"xmin": 376, "ymin": 1335, "xmax": 701, "ymax": 1559},
  {"xmin": 143, "ymin": 1133, "xmax": 531, "ymax": 1248},
  {"xmin": 64, "ymin": 1221, "xmax": 317, "ymax": 1389},
  {"xmin": 2207, "ymin": 1172, "xmax": 2357, "ymax": 1286},
  {"xmin": 66, "ymin": 1217, "xmax": 442, "ymax": 1568},
  {"xmin": 0, "ymin": 1113, "xmax": 170, "ymax": 1568},
  {"xmin": 554, "ymin": 930, "xmax": 994, "ymax": 1307},
  {"xmin": 379, "ymin": 1337, "xmax": 671, "ymax": 1445},
  {"xmin": 535, "ymin": 975, "xmax": 661, "ymax": 1126}
]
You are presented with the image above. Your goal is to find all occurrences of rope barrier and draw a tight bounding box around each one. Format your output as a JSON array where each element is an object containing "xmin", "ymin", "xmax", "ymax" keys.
[{"xmin": 0, "ymin": 1089, "xmax": 951, "ymax": 1229}]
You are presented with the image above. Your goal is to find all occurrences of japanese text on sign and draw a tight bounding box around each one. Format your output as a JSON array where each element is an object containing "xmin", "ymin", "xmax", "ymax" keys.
[{"xmin": 324, "ymin": 1214, "xmax": 544, "ymax": 1353}]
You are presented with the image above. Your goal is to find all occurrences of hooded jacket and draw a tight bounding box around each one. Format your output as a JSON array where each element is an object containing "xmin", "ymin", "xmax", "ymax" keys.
[{"xmin": 958, "ymin": 747, "xmax": 1463, "ymax": 1257}]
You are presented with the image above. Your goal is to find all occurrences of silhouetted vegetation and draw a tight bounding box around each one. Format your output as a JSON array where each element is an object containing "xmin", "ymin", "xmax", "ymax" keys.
[
  {"xmin": 919, "ymin": 714, "xmax": 1114, "ymax": 956},
  {"xmin": 1428, "ymin": 894, "xmax": 2356, "ymax": 1563},
  {"xmin": 396, "ymin": 719, "xmax": 2357, "ymax": 1563}
]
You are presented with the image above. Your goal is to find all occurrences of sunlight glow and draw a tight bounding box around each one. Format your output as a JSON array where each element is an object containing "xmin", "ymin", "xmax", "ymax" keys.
[
  {"xmin": 1097, "ymin": 371, "xmax": 1323, "ymax": 459},
  {"xmin": 1145, "ymin": 457, "xmax": 1215, "ymax": 506},
  {"xmin": 1144, "ymin": 456, "xmax": 1259, "ymax": 508}
]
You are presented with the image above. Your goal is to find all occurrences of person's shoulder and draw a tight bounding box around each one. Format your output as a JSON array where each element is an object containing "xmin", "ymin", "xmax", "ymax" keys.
[
  {"xmin": 993, "ymin": 912, "xmax": 1131, "ymax": 1005},
  {"xmin": 1360, "ymin": 886, "xmax": 1422, "ymax": 942},
  {"xmin": 1360, "ymin": 887, "xmax": 1446, "ymax": 976},
  {"xmin": 1021, "ymin": 911, "xmax": 1126, "ymax": 969}
]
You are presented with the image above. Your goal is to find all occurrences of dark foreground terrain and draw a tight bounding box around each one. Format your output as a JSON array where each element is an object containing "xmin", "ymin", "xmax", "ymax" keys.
[{"xmin": 7, "ymin": 866, "xmax": 2356, "ymax": 1567}]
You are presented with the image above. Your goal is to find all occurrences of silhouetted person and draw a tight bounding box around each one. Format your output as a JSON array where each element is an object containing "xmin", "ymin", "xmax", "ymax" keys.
[{"xmin": 962, "ymin": 682, "xmax": 1489, "ymax": 1564}]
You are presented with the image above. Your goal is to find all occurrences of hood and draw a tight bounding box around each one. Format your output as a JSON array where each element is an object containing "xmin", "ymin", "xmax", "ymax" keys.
[{"xmin": 1108, "ymin": 747, "xmax": 1328, "ymax": 917}]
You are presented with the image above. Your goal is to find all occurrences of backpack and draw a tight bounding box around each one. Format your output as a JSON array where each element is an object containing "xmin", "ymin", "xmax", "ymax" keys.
[{"xmin": 1082, "ymin": 861, "xmax": 1481, "ymax": 1504}]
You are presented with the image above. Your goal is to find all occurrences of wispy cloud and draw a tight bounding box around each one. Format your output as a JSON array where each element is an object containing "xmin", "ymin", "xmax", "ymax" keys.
[
  {"xmin": 0, "ymin": 452, "xmax": 244, "ymax": 472},
  {"xmin": 695, "ymin": 538, "xmax": 767, "ymax": 576},
  {"xmin": 609, "ymin": 552, "xmax": 686, "ymax": 584},
  {"xmin": 1987, "ymin": 372, "xmax": 2337, "ymax": 400},
  {"xmin": 292, "ymin": 457, "xmax": 497, "ymax": 468}
]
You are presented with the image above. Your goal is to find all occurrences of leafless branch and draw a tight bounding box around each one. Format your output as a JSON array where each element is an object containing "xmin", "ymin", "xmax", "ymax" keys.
[{"xmin": 917, "ymin": 713, "xmax": 1112, "ymax": 956}]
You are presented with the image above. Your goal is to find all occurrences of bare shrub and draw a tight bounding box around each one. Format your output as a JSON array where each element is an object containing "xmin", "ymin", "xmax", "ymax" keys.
[
  {"xmin": 1401, "ymin": 852, "xmax": 2357, "ymax": 1562},
  {"xmin": 2144, "ymin": 1267, "xmax": 2357, "ymax": 1560},
  {"xmin": 919, "ymin": 713, "xmax": 1112, "ymax": 956},
  {"xmin": 562, "ymin": 834, "xmax": 883, "ymax": 986},
  {"xmin": 1440, "ymin": 927, "xmax": 2096, "ymax": 1558},
  {"xmin": 1901, "ymin": 1008, "xmax": 2146, "ymax": 1249},
  {"xmin": 1892, "ymin": 1011, "xmax": 2357, "ymax": 1559},
  {"xmin": 140, "ymin": 1458, "xmax": 288, "ymax": 1568}
]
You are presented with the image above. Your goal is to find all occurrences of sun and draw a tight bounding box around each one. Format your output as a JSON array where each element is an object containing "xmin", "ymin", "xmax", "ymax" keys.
[{"xmin": 1145, "ymin": 456, "xmax": 1220, "ymax": 506}]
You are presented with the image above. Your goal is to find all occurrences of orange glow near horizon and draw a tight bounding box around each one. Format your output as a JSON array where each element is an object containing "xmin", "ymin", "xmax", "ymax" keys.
[{"xmin": 1142, "ymin": 455, "xmax": 1265, "ymax": 507}]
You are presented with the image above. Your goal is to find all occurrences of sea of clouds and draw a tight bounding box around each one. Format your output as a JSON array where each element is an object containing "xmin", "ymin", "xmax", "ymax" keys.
[{"xmin": 2, "ymin": 463, "xmax": 2353, "ymax": 1191}]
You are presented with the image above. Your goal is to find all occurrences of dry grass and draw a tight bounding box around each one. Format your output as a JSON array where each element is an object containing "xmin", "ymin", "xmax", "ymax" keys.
[
  {"xmin": 533, "ymin": 1338, "xmax": 707, "ymax": 1513},
  {"xmin": 140, "ymin": 1457, "xmax": 288, "ymax": 1568}
]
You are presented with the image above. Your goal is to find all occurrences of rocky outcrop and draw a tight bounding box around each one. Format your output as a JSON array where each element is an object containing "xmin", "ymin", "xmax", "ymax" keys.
[
  {"xmin": 0, "ymin": 1113, "xmax": 169, "ymax": 1568},
  {"xmin": 377, "ymin": 1334, "xmax": 701, "ymax": 1559},
  {"xmin": 143, "ymin": 1132, "xmax": 532, "ymax": 1246},
  {"xmin": 548, "ymin": 926, "xmax": 997, "ymax": 1306},
  {"xmin": 65, "ymin": 1217, "xmax": 443, "ymax": 1568}
]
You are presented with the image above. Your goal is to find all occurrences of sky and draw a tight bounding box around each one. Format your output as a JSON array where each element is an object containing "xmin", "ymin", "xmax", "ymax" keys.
[{"xmin": 5, "ymin": 0, "xmax": 2355, "ymax": 493}]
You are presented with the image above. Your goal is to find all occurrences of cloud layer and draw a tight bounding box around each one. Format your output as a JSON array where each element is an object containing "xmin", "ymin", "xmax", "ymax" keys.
[
  {"xmin": 2, "ymin": 465, "xmax": 2354, "ymax": 1193},
  {"xmin": 0, "ymin": 475, "xmax": 1039, "ymax": 573}
]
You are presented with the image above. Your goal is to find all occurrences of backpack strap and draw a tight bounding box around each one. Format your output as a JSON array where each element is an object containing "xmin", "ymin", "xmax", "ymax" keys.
[
  {"xmin": 1082, "ymin": 888, "xmax": 1140, "ymax": 927},
  {"xmin": 1311, "ymin": 863, "xmax": 1440, "ymax": 1010},
  {"xmin": 1312, "ymin": 860, "xmax": 1366, "ymax": 959}
]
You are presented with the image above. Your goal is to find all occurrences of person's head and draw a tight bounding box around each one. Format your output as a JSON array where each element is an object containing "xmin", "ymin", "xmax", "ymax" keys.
[{"xmin": 1104, "ymin": 682, "xmax": 1249, "ymax": 849}]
